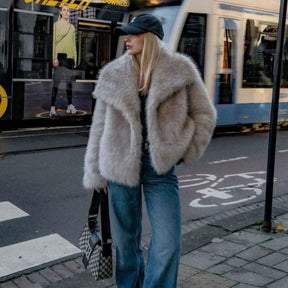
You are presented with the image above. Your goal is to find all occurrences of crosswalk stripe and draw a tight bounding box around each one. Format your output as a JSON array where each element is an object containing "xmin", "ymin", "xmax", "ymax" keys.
[
  {"xmin": 0, "ymin": 201, "xmax": 29, "ymax": 222},
  {"xmin": 0, "ymin": 234, "xmax": 81, "ymax": 279}
]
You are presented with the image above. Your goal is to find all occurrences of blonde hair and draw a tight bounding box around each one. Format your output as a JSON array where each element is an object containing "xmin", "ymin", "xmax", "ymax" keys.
[{"xmin": 131, "ymin": 32, "xmax": 162, "ymax": 96}]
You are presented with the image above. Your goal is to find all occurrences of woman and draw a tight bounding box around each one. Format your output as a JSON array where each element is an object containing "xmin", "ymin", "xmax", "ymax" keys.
[
  {"xmin": 50, "ymin": 5, "xmax": 77, "ymax": 118},
  {"xmin": 83, "ymin": 14, "xmax": 216, "ymax": 288}
]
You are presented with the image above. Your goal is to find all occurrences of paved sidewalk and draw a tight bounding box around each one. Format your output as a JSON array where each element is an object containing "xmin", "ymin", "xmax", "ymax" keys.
[{"xmin": 1, "ymin": 209, "xmax": 288, "ymax": 288}]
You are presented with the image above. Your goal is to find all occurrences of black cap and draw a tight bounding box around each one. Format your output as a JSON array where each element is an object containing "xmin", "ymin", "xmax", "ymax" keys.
[{"xmin": 115, "ymin": 14, "xmax": 164, "ymax": 40}]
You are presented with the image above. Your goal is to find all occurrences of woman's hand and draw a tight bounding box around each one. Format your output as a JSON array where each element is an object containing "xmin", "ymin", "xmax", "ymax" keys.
[{"xmin": 95, "ymin": 186, "xmax": 108, "ymax": 194}]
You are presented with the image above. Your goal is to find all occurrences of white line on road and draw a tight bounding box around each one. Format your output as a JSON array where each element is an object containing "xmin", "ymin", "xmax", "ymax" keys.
[
  {"xmin": 278, "ymin": 150, "xmax": 288, "ymax": 153},
  {"xmin": 0, "ymin": 234, "xmax": 81, "ymax": 279},
  {"xmin": 179, "ymin": 178, "xmax": 204, "ymax": 183},
  {"xmin": 0, "ymin": 202, "xmax": 29, "ymax": 222},
  {"xmin": 209, "ymin": 156, "xmax": 248, "ymax": 164}
]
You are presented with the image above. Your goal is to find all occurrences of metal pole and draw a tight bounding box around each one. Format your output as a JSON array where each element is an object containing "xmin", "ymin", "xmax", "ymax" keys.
[{"xmin": 263, "ymin": 0, "xmax": 288, "ymax": 232}]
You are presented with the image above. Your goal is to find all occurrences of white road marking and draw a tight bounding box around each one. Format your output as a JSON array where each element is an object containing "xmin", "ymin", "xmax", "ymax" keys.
[
  {"xmin": 179, "ymin": 178, "xmax": 204, "ymax": 183},
  {"xmin": 278, "ymin": 149, "xmax": 288, "ymax": 153},
  {"xmin": 179, "ymin": 174, "xmax": 217, "ymax": 189},
  {"xmin": 208, "ymin": 156, "xmax": 248, "ymax": 164},
  {"xmin": 0, "ymin": 202, "xmax": 29, "ymax": 222},
  {"xmin": 0, "ymin": 234, "xmax": 81, "ymax": 278},
  {"xmin": 188, "ymin": 171, "xmax": 267, "ymax": 208}
]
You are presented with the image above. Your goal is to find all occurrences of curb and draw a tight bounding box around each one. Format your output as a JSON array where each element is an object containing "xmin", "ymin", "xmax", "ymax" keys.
[{"xmin": 0, "ymin": 126, "xmax": 90, "ymax": 138}]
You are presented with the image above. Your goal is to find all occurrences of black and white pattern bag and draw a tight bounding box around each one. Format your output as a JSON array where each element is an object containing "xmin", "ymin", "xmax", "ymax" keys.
[{"xmin": 79, "ymin": 189, "xmax": 113, "ymax": 280}]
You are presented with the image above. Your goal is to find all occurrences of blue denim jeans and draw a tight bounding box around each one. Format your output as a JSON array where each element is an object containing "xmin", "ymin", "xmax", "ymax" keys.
[{"xmin": 108, "ymin": 150, "xmax": 181, "ymax": 288}]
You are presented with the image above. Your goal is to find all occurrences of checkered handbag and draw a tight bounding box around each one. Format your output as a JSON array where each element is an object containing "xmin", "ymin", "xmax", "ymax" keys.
[{"xmin": 79, "ymin": 189, "xmax": 113, "ymax": 280}]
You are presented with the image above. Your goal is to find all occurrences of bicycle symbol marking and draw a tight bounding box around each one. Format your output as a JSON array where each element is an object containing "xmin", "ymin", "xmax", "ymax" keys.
[{"xmin": 178, "ymin": 171, "xmax": 271, "ymax": 208}]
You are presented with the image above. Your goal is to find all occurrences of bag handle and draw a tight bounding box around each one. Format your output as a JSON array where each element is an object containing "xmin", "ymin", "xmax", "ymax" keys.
[
  {"xmin": 88, "ymin": 189, "xmax": 100, "ymax": 234},
  {"xmin": 100, "ymin": 191, "xmax": 112, "ymax": 257},
  {"xmin": 88, "ymin": 189, "xmax": 112, "ymax": 257}
]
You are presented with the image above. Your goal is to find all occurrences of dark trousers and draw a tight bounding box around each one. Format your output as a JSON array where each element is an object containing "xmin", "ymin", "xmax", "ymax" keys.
[
  {"xmin": 51, "ymin": 66, "xmax": 73, "ymax": 106},
  {"xmin": 51, "ymin": 85, "xmax": 72, "ymax": 106}
]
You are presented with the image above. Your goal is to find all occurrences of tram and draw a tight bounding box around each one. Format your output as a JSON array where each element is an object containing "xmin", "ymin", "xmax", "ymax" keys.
[
  {"xmin": 0, "ymin": 0, "xmax": 128, "ymax": 127},
  {"xmin": 1, "ymin": 0, "xmax": 288, "ymax": 128},
  {"xmin": 130, "ymin": 0, "xmax": 288, "ymax": 127}
]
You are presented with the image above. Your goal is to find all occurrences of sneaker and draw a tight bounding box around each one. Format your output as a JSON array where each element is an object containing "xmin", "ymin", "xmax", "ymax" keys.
[
  {"xmin": 66, "ymin": 104, "xmax": 78, "ymax": 114},
  {"xmin": 49, "ymin": 106, "xmax": 57, "ymax": 118}
]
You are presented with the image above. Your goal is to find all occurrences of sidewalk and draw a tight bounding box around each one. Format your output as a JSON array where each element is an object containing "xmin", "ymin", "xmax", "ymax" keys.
[{"xmin": 1, "ymin": 207, "xmax": 288, "ymax": 288}]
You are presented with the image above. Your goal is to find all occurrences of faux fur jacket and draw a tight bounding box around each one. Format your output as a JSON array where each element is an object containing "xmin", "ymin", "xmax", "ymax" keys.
[{"xmin": 83, "ymin": 48, "xmax": 217, "ymax": 189}]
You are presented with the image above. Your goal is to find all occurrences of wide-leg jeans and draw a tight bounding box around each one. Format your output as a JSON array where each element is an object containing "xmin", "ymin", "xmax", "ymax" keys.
[{"xmin": 108, "ymin": 150, "xmax": 181, "ymax": 288}]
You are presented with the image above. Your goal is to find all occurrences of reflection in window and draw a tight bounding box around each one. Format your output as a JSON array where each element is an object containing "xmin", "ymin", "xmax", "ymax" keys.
[
  {"xmin": 13, "ymin": 11, "xmax": 52, "ymax": 79},
  {"xmin": 242, "ymin": 20, "xmax": 277, "ymax": 88},
  {"xmin": 216, "ymin": 18, "xmax": 237, "ymax": 104},
  {"xmin": 0, "ymin": 12, "xmax": 8, "ymax": 72},
  {"xmin": 177, "ymin": 13, "xmax": 206, "ymax": 76},
  {"xmin": 77, "ymin": 23, "xmax": 111, "ymax": 80}
]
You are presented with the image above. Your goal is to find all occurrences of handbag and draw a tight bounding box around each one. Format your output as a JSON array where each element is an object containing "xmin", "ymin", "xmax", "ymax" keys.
[
  {"xmin": 57, "ymin": 53, "xmax": 74, "ymax": 69},
  {"xmin": 79, "ymin": 189, "xmax": 113, "ymax": 280}
]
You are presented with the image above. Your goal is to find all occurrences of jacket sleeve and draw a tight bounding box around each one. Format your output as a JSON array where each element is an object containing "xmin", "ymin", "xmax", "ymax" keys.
[
  {"xmin": 183, "ymin": 71, "xmax": 217, "ymax": 164},
  {"xmin": 83, "ymin": 98, "xmax": 107, "ymax": 189}
]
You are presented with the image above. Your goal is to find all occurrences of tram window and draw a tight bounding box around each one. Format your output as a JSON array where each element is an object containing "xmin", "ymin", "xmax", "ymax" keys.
[
  {"xmin": 0, "ymin": 0, "xmax": 12, "ymax": 7},
  {"xmin": 177, "ymin": 13, "xmax": 206, "ymax": 76},
  {"xmin": 0, "ymin": 12, "xmax": 8, "ymax": 72},
  {"xmin": 13, "ymin": 12, "xmax": 52, "ymax": 79},
  {"xmin": 242, "ymin": 20, "xmax": 277, "ymax": 88},
  {"xmin": 216, "ymin": 18, "xmax": 237, "ymax": 104},
  {"xmin": 77, "ymin": 30, "xmax": 111, "ymax": 80},
  {"xmin": 76, "ymin": 18, "xmax": 118, "ymax": 80}
]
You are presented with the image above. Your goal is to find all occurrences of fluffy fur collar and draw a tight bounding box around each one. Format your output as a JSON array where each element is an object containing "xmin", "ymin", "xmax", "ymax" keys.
[{"xmin": 93, "ymin": 48, "xmax": 198, "ymax": 115}]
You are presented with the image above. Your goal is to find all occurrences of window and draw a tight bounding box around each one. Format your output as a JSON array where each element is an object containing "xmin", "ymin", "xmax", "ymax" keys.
[
  {"xmin": 77, "ymin": 20, "xmax": 114, "ymax": 80},
  {"xmin": 13, "ymin": 11, "xmax": 53, "ymax": 79},
  {"xmin": 177, "ymin": 13, "xmax": 206, "ymax": 76},
  {"xmin": 216, "ymin": 18, "xmax": 237, "ymax": 104},
  {"xmin": 0, "ymin": 9, "xmax": 8, "ymax": 73},
  {"xmin": 242, "ymin": 20, "xmax": 278, "ymax": 88}
]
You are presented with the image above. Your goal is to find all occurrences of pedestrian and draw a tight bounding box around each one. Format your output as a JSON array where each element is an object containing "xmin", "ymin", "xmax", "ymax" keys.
[
  {"xmin": 50, "ymin": 4, "xmax": 77, "ymax": 118},
  {"xmin": 79, "ymin": 53, "xmax": 98, "ymax": 80},
  {"xmin": 83, "ymin": 14, "xmax": 217, "ymax": 288}
]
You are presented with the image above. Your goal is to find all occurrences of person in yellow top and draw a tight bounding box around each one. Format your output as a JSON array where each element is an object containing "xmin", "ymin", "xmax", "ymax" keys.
[{"xmin": 50, "ymin": 4, "xmax": 77, "ymax": 118}]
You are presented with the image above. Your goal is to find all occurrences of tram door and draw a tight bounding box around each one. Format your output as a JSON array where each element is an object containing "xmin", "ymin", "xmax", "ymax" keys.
[
  {"xmin": 0, "ymin": 7, "xmax": 11, "ymax": 120},
  {"xmin": 216, "ymin": 18, "xmax": 238, "ymax": 105}
]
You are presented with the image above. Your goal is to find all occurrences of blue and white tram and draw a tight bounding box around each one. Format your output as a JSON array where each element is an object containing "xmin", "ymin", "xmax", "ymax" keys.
[{"xmin": 133, "ymin": 0, "xmax": 288, "ymax": 127}]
